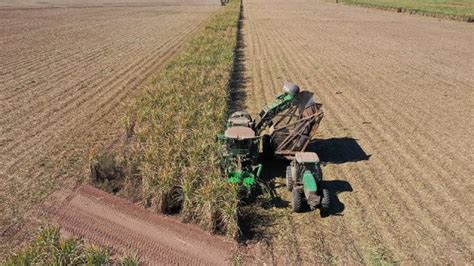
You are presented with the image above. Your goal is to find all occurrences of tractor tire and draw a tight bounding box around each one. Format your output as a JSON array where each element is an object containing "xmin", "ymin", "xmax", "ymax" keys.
[
  {"xmin": 321, "ymin": 188, "xmax": 330, "ymax": 210},
  {"xmin": 292, "ymin": 189, "xmax": 304, "ymax": 212},
  {"xmin": 285, "ymin": 166, "xmax": 293, "ymax": 191}
]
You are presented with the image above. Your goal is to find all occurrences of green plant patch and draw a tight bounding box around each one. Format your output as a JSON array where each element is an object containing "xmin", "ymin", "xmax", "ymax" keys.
[
  {"xmin": 341, "ymin": 0, "xmax": 474, "ymax": 19},
  {"xmin": 3, "ymin": 227, "xmax": 139, "ymax": 265}
]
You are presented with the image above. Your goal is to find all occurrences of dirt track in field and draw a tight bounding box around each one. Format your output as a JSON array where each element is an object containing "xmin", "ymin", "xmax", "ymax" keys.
[
  {"xmin": 49, "ymin": 185, "xmax": 233, "ymax": 264},
  {"xmin": 0, "ymin": 0, "xmax": 218, "ymax": 238},
  {"xmin": 240, "ymin": 0, "xmax": 473, "ymax": 264}
]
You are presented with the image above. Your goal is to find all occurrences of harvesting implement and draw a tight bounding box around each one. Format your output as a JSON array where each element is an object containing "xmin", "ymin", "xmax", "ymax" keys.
[
  {"xmin": 219, "ymin": 82, "xmax": 328, "ymax": 210},
  {"xmin": 219, "ymin": 111, "xmax": 262, "ymax": 195}
]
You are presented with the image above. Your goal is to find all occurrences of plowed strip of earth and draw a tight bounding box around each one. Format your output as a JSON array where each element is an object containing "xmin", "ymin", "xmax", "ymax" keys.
[
  {"xmin": 240, "ymin": 0, "xmax": 473, "ymax": 264},
  {"xmin": 0, "ymin": 0, "xmax": 219, "ymax": 243},
  {"xmin": 50, "ymin": 185, "xmax": 233, "ymax": 264}
]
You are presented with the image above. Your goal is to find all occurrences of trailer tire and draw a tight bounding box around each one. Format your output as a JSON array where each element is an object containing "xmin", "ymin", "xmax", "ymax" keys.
[
  {"xmin": 321, "ymin": 188, "xmax": 330, "ymax": 210},
  {"xmin": 292, "ymin": 189, "xmax": 304, "ymax": 212},
  {"xmin": 285, "ymin": 166, "xmax": 293, "ymax": 191}
]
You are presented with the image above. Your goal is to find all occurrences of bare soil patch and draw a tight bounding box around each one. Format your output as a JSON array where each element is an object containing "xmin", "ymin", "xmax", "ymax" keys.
[
  {"xmin": 240, "ymin": 0, "xmax": 473, "ymax": 264},
  {"xmin": 53, "ymin": 185, "xmax": 234, "ymax": 264}
]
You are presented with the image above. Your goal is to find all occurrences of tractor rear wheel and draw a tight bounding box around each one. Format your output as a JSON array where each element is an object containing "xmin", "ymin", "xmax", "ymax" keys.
[
  {"xmin": 292, "ymin": 189, "xmax": 304, "ymax": 212},
  {"xmin": 285, "ymin": 166, "xmax": 293, "ymax": 191},
  {"xmin": 321, "ymin": 188, "xmax": 330, "ymax": 210}
]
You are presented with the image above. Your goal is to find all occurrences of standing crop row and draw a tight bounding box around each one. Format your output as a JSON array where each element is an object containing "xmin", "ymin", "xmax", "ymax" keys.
[{"xmin": 123, "ymin": 0, "xmax": 242, "ymax": 237}]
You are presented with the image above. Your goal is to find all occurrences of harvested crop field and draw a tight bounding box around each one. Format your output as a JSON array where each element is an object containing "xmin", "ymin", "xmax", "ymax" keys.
[
  {"xmin": 240, "ymin": 0, "xmax": 473, "ymax": 264},
  {"xmin": 0, "ymin": 0, "xmax": 219, "ymax": 239}
]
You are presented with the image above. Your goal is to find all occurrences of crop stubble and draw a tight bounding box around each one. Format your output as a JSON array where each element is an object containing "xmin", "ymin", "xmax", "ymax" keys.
[
  {"xmin": 0, "ymin": 0, "xmax": 219, "ymax": 235},
  {"xmin": 242, "ymin": 0, "xmax": 473, "ymax": 263}
]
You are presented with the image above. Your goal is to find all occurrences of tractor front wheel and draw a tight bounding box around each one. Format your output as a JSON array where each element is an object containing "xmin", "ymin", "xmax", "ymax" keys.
[
  {"xmin": 285, "ymin": 166, "xmax": 293, "ymax": 191},
  {"xmin": 292, "ymin": 189, "xmax": 304, "ymax": 212},
  {"xmin": 321, "ymin": 188, "xmax": 330, "ymax": 210}
]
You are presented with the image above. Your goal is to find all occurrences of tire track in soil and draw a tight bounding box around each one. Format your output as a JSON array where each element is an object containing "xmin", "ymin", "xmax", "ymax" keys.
[
  {"xmin": 50, "ymin": 185, "xmax": 233, "ymax": 265},
  {"xmin": 241, "ymin": 0, "xmax": 473, "ymax": 264}
]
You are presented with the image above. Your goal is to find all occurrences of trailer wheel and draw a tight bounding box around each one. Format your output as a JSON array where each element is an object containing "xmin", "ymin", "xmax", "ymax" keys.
[
  {"xmin": 285, "ymin": 166, "xmax": 293, "ymax": 191},
  {"xmin": 292, "ymin": 189, "xmax": 304, "ymax": 212},
  {"xmin": 321, "ymin": 188, "xmax": 330, "ymax": 210}
]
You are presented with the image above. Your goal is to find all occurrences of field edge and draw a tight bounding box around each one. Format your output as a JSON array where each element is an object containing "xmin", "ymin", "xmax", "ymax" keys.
[{"xmin": 339, "ymin": 0, "xmax": 474, "ymax": 22}]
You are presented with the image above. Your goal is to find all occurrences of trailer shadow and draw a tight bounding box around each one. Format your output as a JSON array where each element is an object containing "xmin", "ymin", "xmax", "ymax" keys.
[{"xmin": 307, "ymin": 137, "xmax": 371, "ymax": 164}]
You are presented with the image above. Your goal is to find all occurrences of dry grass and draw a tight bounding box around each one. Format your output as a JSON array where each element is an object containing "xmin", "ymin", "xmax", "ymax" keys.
[{"xmin": 341, "ymin": 0, "xmax": 474, "ymax": 20}]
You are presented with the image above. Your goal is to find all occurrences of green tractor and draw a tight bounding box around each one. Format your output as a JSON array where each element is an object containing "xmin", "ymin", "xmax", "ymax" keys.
[
  {"xmin": 218, "ymin": 111, "xmax": 262, "ymax": 195},
  {"xmin": 286, "ymin": 152, "xmax": 330, "ymax": 212}
]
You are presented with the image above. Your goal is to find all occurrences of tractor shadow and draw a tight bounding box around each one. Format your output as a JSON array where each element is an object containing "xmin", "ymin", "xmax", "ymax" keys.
[
  {"xmin": 307, "ymin": 137, "xmax": 371, "ymax": 164},
  {"xmin": 258, "ymin": 158, "xmax": 290, "ymax": 208}
]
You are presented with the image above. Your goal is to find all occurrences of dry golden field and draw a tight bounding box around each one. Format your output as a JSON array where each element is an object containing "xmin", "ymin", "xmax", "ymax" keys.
[{"xmin": 1, "ymin": 0, "xmax": 473, "ymax": 264}]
